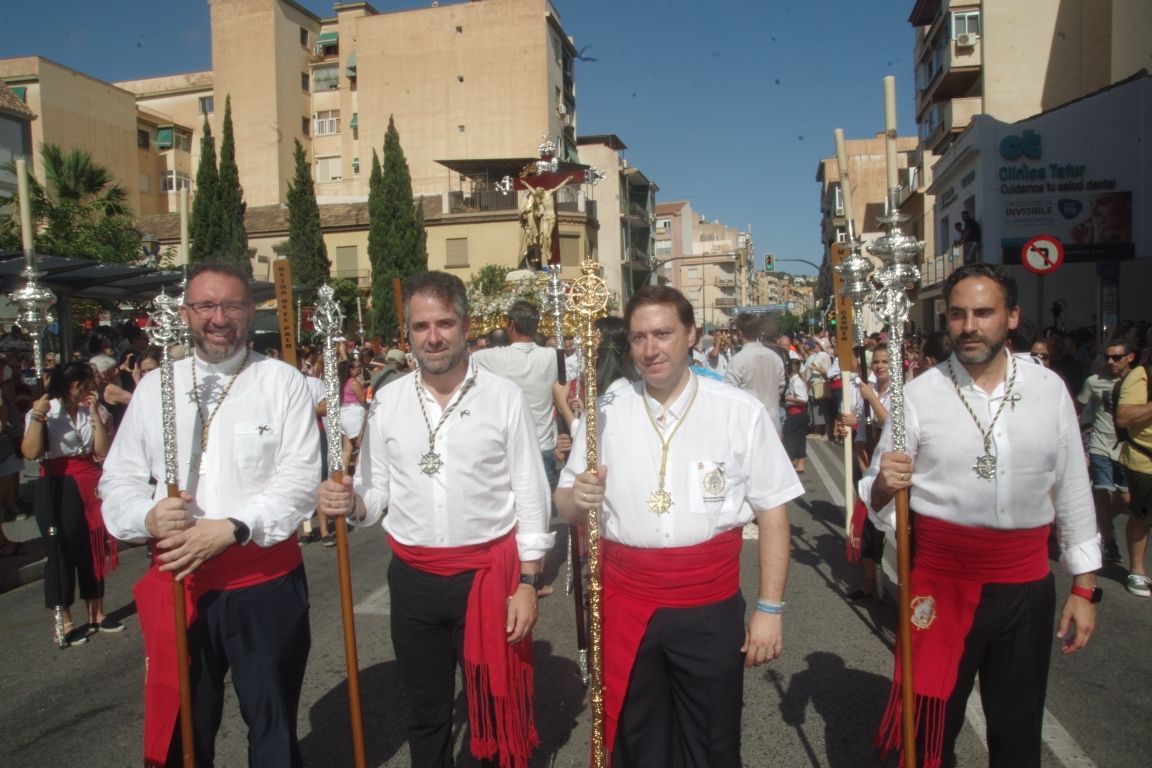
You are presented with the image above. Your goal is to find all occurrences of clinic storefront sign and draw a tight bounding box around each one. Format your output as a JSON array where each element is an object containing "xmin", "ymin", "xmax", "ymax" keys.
[{"xmin": 997, "ymin": 128, "xmax": 1134, "ymax": 264}]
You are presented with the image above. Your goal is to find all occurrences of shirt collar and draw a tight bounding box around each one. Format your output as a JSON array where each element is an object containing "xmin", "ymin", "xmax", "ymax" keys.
[
  {"xmin": 642, "ymin": 371, "xmax": 699, "ymax": 424},
  {"xmin": 948, "ymin": 347, "xmax": 1020, "ymax": 397},
  {"xmin": 193, "ymin": 347, "xmax": 251, "ymax": 376}
]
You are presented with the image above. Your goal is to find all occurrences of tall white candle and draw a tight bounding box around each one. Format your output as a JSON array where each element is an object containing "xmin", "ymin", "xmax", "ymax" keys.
[
  {"xmin": 833, "ymin": 128, "xmax": 854, "ymax": 226},
  {"xmin": 357, "ymin": 296, "xmax": 363, "ymax": 326},
  {"xmin": 16, "ymin": 158, "xmax": 33, "ymax": 254},
  {"xmin": 883, "ymin": 76, "xmax": 899, "ymax": 190}
]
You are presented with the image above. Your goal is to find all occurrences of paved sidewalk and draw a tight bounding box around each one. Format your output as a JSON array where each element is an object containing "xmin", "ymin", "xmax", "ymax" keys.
[{"xmin": 0, "ymin": 461, "xmax": 48, "ymax": 594}]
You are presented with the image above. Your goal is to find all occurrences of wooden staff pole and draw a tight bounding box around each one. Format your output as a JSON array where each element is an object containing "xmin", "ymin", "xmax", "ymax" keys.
[
  {"xmin": 316, "ymin": 285, "xmax": 366, "ymax": 767},
  {"xmin": 392, "ymin": 277, "xmax": 405, "ymax": 349},
  {"xmin": 896, "ymin": 488, "xmax": 915, "ymax": 768},
  {"xmin": 830, "ymin": 242, "xmax": 857, "ymax": 533}
]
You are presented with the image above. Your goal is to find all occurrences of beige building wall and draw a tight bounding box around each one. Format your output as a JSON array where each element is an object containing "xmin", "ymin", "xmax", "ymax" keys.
[
  {"xmin": 577, "ymin": 140, "xmax": 625, "ymax": 303},
  {"xmin": 1111, "ymin": 0, "xmax": 1152, "ymax": 81},
  {"xmin": 0, "ymin": 57, "xmax": 142, "ymax": 213}
]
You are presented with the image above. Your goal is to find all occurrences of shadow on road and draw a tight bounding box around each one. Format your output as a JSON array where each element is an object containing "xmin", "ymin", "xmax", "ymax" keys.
[
  {"xmin": 300, "ymin": 660, "xmax": 407, "ymax": 767},
  {"xmin": 767, "ymin": 651, "xmax": 894, "ymax": 768}
]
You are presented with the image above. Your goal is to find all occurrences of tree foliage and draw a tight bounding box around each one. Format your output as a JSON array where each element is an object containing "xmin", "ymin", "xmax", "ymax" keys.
[
  {"xmin": 285, "ymin": 140, "xmax": 330, "ymax": 290},
  {"xmin": 0, "ymin": 144, "xmax": 139, "ymax": 263},
  {"xmin": 368, "ymin": 116, "xmax": 427, "ymax": 339},
  {"xmin": 189, "ymin": 116, "xmax": 221, "ymax": 263},
  {"xmin": 215, "ymin": 96, "xmax": 251, "ymax": 276}
]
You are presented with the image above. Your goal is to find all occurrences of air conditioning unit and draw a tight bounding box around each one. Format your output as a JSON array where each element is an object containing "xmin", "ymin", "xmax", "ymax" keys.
[
  {"xmin": 956, "ymin": 33, "xmax": 977, "ymax": 48},
  {"xmin": 556, "ymin": 103, "xmax": 568, "ymax": 117}
]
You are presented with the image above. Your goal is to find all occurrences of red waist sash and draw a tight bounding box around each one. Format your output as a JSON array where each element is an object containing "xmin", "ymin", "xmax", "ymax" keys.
[
  {"xmin": 601, "ymin": 527, "xmax": 743, "ymax": 755},
  {"xmin": 877, "ymin": 514, "xmax": 1050, "ymax": 768},
  {"xmin": 43, "ymin": 455, "xmax": 117, "ymax": 580},
  {"xmin": 134, "ymin": 535, "xmax": 302, "ymax": 767},
  {"xmin": 388, "ymin": 531, "xmax": 537, "ymax": 768}
]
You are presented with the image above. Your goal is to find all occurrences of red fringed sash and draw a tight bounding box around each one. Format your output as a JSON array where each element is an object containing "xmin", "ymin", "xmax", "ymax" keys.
[
  {"xmin": 134, "ymin": 536, "xmax": 302, "ymax": 767},
  {"xmin": 845, "ymin": 497, "xmax": 869, "ymax": 564},
  {"xmin": 388, "ymin": 531, "xmax": 537, "ymax": 768},
  {"xmin": 876, "ymin": 515, "xmax": 1050, "ymax": 768},
  {"xmin": 601, "ymin": 527, "xmax": 743, "ymax": 754},
  {"xmin": 43, "ymin": 455, "xmax": 117, "ymax": 579}
]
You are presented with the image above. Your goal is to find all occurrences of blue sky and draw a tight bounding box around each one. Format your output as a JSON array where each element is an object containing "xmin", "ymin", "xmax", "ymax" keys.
[{"xmin": 2, "ymin": 0, "xmax": 919, "ymax": 275}]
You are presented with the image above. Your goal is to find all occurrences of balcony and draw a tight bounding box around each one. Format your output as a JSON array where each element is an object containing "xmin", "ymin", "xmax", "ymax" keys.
[
  {"xmin": 334, "ymin": 269, "xmax": 370, "ymax": 289},
  {"xmin": 916, "ymin": 33, "xmax": 982, "ymax": 114},
  {"xmin": 714, "ymin": 297, "xmax": 738, "ymax": 309},
  {"xmin": 714, "ymin": 276, "xmax": 735, "ymax": 288},
  {"xmin": 919, "ymin": 96, "xmax": 982, "ymax": 154}
]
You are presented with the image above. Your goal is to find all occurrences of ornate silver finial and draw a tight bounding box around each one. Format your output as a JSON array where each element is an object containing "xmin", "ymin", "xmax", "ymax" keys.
[
  {"xmin": 535, "ymin": 135, "xmax": 559, "ymax": 174},
  {"xmin": 147, "ymin": 290, "xmax": 187, "ymax": 488},
  {"xmin": 12, "ymin": 269, "xmax": 56, "ymax": 380},
  {"xmin": 316, "ymin": 284, "xmax": 347, "ymax": 474},
  {"xmin": 495, "ymin": 175, "xmax": 514, "ymax": 195}
]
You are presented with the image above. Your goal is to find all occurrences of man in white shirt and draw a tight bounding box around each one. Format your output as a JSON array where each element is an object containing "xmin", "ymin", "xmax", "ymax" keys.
[
  {"xmin": 861, "ymin": 264, "xmax": 1099, "ymax": 768},
  {"xmin": 726, "ymin": 313, "xmax": 786, "ymax": 434},
  {"xmin": 318, "ymin": 271, "xmax": 554, "ymax": 768},
  {"xmin": 555, "ymin": 285, "xmax": 802, "ymax": 767},
  {"xmin": 562, "ymin": 335, "xmax": 581, "ymax": 383},
  {"xmin": 101, "ymin": 262, "xmax": 320, "ymax": 767},
  {"xmin": 472, "ymin": 300, "xmax": 566, "ymax": 489}
]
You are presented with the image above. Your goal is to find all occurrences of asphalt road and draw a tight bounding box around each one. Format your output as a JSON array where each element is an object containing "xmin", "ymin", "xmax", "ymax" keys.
[{"xmin": 1, "ymin": 437, "xmax": 1148, "ymax": 767}]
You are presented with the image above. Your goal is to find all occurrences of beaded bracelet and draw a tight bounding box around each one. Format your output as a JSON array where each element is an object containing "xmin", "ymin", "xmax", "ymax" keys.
[{"xmin": 756, "ymin": 599, "xmax": 786, "ymax": 615}]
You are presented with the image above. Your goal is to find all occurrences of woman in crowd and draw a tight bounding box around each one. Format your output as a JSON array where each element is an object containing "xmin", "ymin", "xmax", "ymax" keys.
[
  {"xmin": 338, "ymin": 358, "xmax": 367, "ymax": 474},
  {"xmin": 782, "ymin": 358, "xmax": 809, "ymax": 474},
  {"xmin": 22, "ymin": 362, "xmax": 118, "ymax": 646}
]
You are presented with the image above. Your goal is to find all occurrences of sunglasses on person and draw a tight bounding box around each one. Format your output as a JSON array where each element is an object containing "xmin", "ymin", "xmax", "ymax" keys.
[{"xmin": 1105, "ymin": 353, "xmax": 1131, "ymax": 362}]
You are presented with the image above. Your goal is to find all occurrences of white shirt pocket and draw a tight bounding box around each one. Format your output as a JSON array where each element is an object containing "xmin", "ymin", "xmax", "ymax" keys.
[
  {"xmin": 685, "ymin": 460, "xmax": 742, "ymax": 517},
  {"xmin": 234, "ymin": 422, "xmax": 278, "ymax": 469}
]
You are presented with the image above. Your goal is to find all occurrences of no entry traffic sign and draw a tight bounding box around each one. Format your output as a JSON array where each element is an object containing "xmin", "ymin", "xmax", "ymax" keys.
[{"xmin": 1021, "ymin": 235, "xmax": 1065, "ymax": 275}]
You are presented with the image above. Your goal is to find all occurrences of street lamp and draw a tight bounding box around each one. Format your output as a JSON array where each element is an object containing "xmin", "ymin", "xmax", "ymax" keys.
[{"xmin": 140, "ymin": 232, "xmax": 161, "ymax": 266}]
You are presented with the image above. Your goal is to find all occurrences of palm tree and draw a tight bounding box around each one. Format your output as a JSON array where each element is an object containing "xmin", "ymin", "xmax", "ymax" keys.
[{"xmin": 2, "ymin": 143, "xmax": 137, "ymax": 262}]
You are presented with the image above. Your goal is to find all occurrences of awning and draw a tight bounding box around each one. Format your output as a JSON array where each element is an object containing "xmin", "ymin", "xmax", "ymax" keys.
[
  {"xmin": 349, "ymin": 112, "xmax": 358, "ymax": 129},
  {"xmin": 155, "ymin": 127, "xmax": 173, "ymax": 149},
  {"xmin": 10, "ymin": 86, "xmax": 26, "ymax": 101},
  {"xmin": 317, "ymin": 31, "xmax": 339, "ymax": 46},
  {"xmin": 345, "ymin": 50, "xmax": 357, "ymax": 76}
]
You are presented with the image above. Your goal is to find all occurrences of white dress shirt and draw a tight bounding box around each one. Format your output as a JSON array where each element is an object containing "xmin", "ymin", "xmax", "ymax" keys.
[
  {"xmin": 27, "ymin": 398, "xmax": 106, "ymax": 457},
  {"xmin": 859, "ymin": 350, "xmax": 1100, "ymax": 575},
  {"xmin": 354, "ymin": 361, "xmax": 555, "ymax": 562},
  {"xmin": 100, "ymin": 349, "xmax": 321, "ymax": 547},
  {"xmin": 472, "ymin": 341, "xmax": 558, "ymax": 451},
  {"xmin": 560, "ymin": 374, "xmax": 804, "ymax": 548}
]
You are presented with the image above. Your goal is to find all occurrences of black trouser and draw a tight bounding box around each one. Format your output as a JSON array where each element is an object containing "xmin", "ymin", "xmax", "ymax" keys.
[
  {"xmin": 929, "ymin": 574, "xmax": 1055, "ymax": 768},
  {"xmin": 34, "ymin": 475, "xmax": 103, "ymax": 609},
  {"xmin": 389, "ymin": 555, "xmax": 503, "ymax": 768},
  {"xmin": 166, "ymin": 566, "xmax": 311, "ymax": 768},
  {"xmin": 782, "ymin": 412, "xmax": 808, "ymax": 460},
  {"xmin": 613, "ymin": 593, "xmax": 746, "ymax": 768}
]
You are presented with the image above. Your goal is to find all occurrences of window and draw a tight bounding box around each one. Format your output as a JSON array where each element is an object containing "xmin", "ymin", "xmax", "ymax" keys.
[
  {"xmin": 313, "ymin": 110, "xmax": 340, "ymax": 135},
  {"xmin": 137, "ymin": 129, "xmax": 150, "ymax": 149},
  {"xmin": 312, "ymin": 65, "xmax": 339, "ymax": 91},
  {"xmin": 446, "ymin": 238, "xmax": 469, "ymax": 268},
  {"xmin": 198, "ymin": 95, "xmax": 214, "ymax": 114},
  {"xmin": 301, "ymin": 117, "xmax": 310, "ymax": 137},
  {"xmin": 655, "ymin": 240, "xmax": 672, "ymax": 257},
  {"xmin": 315, "ymin": 156, "xmax": 341, "ymax": 183},
  {"xmin": 300, "ymin": 27, "xmax": 309, "ymax": 47},
  {"xmin": 139, "ymin": 174, "xmax": 151, "ymax": 193},
  {"xmin": 335, "ymin": 245, "xmax": 357, "ymax": 273},
  {"xmin": 655, "ymin": 217, "xmax": 670, "ymax": 235},
  {"xmin": 352, "ymin": 156, "xmax": 360, "ymax": 176},
  {"xmin": 174, "ymin": 132, "xmax": 192, "ymax": 153},
  {"xmin": 301, "ymin": 72, "xmax": 310, "ymax": 92},
  {"xmin": 952, "ymin": 11, "xmax": 980, "ymax": 38},
  {"xmin": 163, "ymin": 172, "xmax": 191, "ymax": 192},
  {"xmin": 832, "ymin": 184, "xmax": 844, "ymax": 216}
]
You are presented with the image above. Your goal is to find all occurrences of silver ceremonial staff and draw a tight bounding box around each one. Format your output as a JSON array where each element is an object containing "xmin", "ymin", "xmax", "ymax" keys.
[
  {"xmin": 146, "ymin": 291, "xmax": 196, "ymax": 767},
  {"xmin": 314, "ymin": 284, "xmax": 367, "ymax": 768},
  {"xmin": 868, "ymin": 185, "xmax": 924, "ymax": 768}
]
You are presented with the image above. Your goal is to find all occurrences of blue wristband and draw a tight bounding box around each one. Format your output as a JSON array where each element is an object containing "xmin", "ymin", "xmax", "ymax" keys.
[{"xmin": 756, "ymin": 599, "xmax": 786, "ymax": 615}]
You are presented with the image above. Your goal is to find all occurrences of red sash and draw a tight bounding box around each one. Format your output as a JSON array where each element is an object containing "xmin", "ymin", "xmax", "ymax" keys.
[
  {"xmin": 876, "ymin": 515, "xmax": 1050, "ymax": 768},
  {"xmin": 601, "ymin": 528, "xmax": 743, "ymax": 754},
  {"xmin": 43, "ymin": 455, "xmax": 117, "ymax": 580},
  {"xmin": 845, "ymin": 497, "xmax": 869, "ymax": 563},
  {"xmin": 388, "ymin": 532, "xmax": 537, "ymax": 768},
  {"xmin": 134, "ymin": 536, "xmax": 302, "ymax": 767}
]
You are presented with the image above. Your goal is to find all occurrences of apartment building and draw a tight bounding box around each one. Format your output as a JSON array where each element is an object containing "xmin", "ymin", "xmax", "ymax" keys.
[
  {"xmin": 0, "ymin": 81, "xmax": 35, "ymax": 201},
  {"xmin": 903, "ymin": 0, "xmax": 1152, "ymax": 329},
  {"xmin": 654, "ymin": 201, "xmax": 754, "ymax": 331},
  {"xmin": 4, "ymin": 0, "xmax": 659, "ymax": 298}
]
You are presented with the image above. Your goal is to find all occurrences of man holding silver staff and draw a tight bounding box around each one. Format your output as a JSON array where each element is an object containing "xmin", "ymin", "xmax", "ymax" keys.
[
  {"xmin": 101, "ymin": 262, "xmax": 320, "ymax": 767},
  {"xmin": 861, "ymin": 264, "xmax": 1100, "ymax": 768},
  {"xmin": 318, "ymin": 271, "xmax": 554, "ymax": 768},
  {"xmin": 555, "ymin": 285, "xmax": 803, "ymax": 767}
]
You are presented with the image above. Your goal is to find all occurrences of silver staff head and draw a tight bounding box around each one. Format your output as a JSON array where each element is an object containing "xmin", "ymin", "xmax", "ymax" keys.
[{"xmin": 314, "ymin": 284, "xmax": 343, "ymax": 337}]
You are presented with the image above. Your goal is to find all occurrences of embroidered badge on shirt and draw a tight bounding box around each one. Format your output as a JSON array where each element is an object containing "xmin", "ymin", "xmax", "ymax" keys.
[
  {"xmin": 701, "ymin": 462, "xmax": 727, "ymax": 496},
  {"xmin": 910, "ymin": 595, "xmax": 937, "ymax": 629}
]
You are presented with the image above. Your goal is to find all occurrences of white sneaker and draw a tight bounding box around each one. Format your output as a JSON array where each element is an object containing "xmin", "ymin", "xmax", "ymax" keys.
[{"xmin": 1126, "ymin": 573, "xmax": 1151, "ymax": 597}]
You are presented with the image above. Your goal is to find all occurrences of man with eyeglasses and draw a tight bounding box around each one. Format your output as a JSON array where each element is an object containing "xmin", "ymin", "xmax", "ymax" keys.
[
  {"xmin": 101, "ymin": 262, "xmax": 320, "ymax": 766},
  {"xmin": 1077, "ymin": 341, "xmax": 1134, "ymax": 565},
  {"xmin": 1115, "ymin": 342, "xmax": 1152, "ymax": 598}
]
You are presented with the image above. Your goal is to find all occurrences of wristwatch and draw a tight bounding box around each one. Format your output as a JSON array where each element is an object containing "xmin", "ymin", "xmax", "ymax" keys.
[
  {"xmin": 1070, "ymin": 584, "xmax": 1102, "ymax": 603},
  {"xmin": 227, "ymin": 517, "xmax": 251, "ymax": 546},
  {"xmin": 518, "ymin": 573, "xmax": 543, "ymax": 590}
]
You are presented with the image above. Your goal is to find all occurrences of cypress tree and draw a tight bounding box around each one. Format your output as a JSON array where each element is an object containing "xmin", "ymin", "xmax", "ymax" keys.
[
  {"xmin": 189, "ymin": 116, "xmax": 221, "ymax": 263},
  {"xmin": 285, "ymin": 140, "xmax": 330, "ymax": 289},
  {"xmin": 369, "ymin": 116, "xmax": 427, "ymax": 338},
  {"xmin": 216, "ymin": 95, "xmax": 251, "ymax": 277}
]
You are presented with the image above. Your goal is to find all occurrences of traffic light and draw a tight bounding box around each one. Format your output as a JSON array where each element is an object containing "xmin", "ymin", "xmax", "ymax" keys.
[{"xmin": 764, "ymin": 252, "xmax": 775, "ymax": 271}]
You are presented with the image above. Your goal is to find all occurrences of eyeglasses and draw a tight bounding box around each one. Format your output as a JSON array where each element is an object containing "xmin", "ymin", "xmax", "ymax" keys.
[
  {"xmin": 1105, "ymin": 353, "xmax": 1130, "ymax": 362},
  {"xmin": 1031, "ymin": 353, "xmax": 1049, "ymax": 360},
  {"xmin": 184, "ymin": 301, "xmax": 251, "ymax": 318}
]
